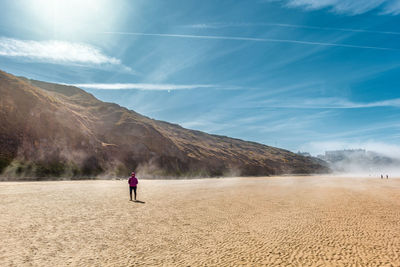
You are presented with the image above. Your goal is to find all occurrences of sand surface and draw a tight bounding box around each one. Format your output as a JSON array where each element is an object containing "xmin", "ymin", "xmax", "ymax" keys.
[{"xmin": 1, "ymin": 176, "xmax": 400, "ymax": 266}]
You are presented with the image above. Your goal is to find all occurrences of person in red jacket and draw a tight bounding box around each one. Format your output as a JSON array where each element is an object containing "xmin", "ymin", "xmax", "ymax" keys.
[{"xmin": 128, "ymin": 172, "xmax": 139, "ymax": 201}]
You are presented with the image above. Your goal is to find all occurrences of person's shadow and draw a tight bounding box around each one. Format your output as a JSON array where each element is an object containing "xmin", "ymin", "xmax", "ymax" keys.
[{"xmin": 132, "ymin": 200, "xmax": 145, "ymax": 204}]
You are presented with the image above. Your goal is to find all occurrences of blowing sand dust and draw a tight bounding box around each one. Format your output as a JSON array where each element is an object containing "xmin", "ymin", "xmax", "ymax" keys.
[{"xmin": 1, "ymin": 176, "xmax": 400, "ymax": 266}]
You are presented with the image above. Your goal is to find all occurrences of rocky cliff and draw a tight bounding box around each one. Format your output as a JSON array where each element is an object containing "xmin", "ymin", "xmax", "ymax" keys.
[{"xmin": 0, "ymin": 70, "xmax": 328, "ymax": 179}]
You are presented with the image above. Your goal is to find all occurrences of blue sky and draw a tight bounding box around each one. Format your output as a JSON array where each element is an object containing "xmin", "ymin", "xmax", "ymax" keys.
[{"xmin": 1, "ymin": 0, "xmax": 400, "ymax": 156}]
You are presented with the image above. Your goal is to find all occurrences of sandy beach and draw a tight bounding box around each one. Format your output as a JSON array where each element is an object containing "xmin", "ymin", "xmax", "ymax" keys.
[{"xmin": 1, "ymin": 176, "xmax": 400, "ymax": 266}]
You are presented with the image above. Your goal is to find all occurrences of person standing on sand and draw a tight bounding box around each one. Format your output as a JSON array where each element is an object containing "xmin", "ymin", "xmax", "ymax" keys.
[{"xmin": 128, "ymin": 172, "xmax": 139, "ymax": 201}]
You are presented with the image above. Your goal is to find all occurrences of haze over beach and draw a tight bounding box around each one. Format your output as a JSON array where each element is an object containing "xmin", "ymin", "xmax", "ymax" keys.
[{"xmin": 1, "ymin": 0, "xmax": 400, "ymax": 266}]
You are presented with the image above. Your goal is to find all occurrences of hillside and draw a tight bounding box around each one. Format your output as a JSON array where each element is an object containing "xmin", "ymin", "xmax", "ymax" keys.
[{"xmin": 0, "ymin": 70, "xmax": 328, "ymax": 179}]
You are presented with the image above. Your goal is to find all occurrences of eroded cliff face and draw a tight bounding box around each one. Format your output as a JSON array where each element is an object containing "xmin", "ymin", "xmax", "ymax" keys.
[{"xmin": 0, "ymin": 70, "xmax": 328, "ymax": 179}]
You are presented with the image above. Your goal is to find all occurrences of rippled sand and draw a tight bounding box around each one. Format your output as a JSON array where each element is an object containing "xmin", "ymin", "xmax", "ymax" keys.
[{"xmin": 1, "ymin": 176, "xmax": 400, "ymax": 266}]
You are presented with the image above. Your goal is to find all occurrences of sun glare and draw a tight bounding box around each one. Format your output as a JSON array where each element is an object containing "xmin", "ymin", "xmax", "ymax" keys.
[{"xmin": 21, "ymin": 0, "xmax": 123, "ymax": 40}]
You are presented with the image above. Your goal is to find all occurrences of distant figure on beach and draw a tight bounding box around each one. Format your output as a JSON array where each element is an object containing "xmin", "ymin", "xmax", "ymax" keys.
[
  {"xmin": 386, "ymin": 174, "xmax": 389, "ymax": 179},
  {"xmin": 128, "ymin": 172, "xmax": 139, "ymax": 201},
  {"xmin": 381, "ymin": 174, "xmax": 383, "ymax": 179}
]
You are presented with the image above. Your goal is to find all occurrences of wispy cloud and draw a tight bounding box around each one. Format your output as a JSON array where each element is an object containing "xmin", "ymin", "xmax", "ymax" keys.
[
  {"xmin": 280, "ymin": 0, "xmax": 400, "ymax": 15},
  {"xmin": 382, "ymin": 1, "xmax": 400, "ymax": 15},
  {"xmin": 72, "ymin": 83, "xmax": 215, "ymax": 91},
  {"xmin": 0, "ymin": 37, "xmax": 120, "ymax": 65},
  {"xmin": 257, "ymin": 97, "xmax": 400, "ymax": 109},
  {"xmin": 101, "ymin": 31, "xmax": 398, "ymax": 51}
]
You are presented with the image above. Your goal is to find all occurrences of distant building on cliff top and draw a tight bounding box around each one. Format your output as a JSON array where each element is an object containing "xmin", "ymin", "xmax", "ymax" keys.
[{"xmin": 318, "ymin": 149, "xmax": 366, "ymax": 162}]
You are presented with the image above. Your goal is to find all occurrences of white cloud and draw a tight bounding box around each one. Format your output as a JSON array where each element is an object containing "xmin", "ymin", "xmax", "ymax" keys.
[
  {"xmin": 0, "ymin": 37, "xmax": 120, "ymax": 65},
  {"xmin": 189, "ymin": 24, "xmax": 221, "ymax": 29},
  {"xmin": 283, "ymin": 0, "xmax": 400, "ymax": 15},
  {"xmin": 72, "ymin": 83, "xmax": 214, "ymax": 91}
]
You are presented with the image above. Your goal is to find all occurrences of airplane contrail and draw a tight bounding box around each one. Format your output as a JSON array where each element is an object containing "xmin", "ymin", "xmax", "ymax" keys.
[
  {"xmin": 100, "ymin": 31, "xmax": 397, "ymax": 51},
  {"xmin": 264, "ymin": 23, "xmax": 400, "ymax": 36},
  {"xmin": 187, "ymin": 22, "xmax": 400, "ymax": 36}
]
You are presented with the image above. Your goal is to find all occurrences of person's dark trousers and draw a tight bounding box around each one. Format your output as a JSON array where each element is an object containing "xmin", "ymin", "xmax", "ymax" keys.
[{"xmin": 130, "ymin": 186, "xmax": 137, "ymax": 200}]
